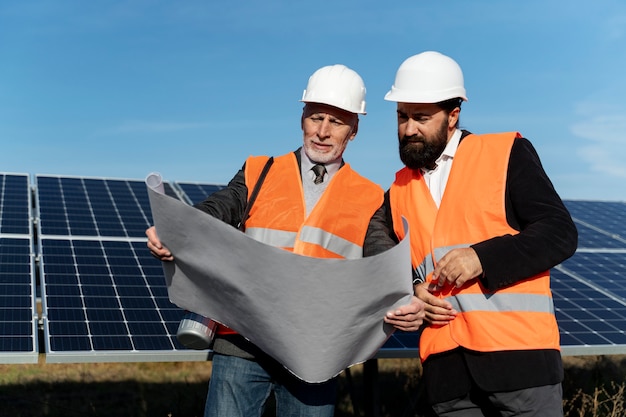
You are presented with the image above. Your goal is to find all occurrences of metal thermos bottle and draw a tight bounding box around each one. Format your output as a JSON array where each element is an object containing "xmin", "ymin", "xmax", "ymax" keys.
[{"xmin": 176, "ymin": 311, "xmax": 217, "ymax": 350}]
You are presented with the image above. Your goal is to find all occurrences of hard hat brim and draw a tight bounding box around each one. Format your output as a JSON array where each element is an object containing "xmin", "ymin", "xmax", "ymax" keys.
[{"xmin": 384, "ymin": 87, "xmax": 468, "ymax": 103}]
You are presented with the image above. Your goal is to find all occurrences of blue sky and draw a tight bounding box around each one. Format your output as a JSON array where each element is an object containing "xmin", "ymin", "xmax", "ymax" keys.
[{"xmin": 1, "ymin": 0, "xmax": 625, "ymax": 201}]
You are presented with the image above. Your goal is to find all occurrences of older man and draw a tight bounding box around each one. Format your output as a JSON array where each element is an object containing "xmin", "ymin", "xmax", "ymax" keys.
[{"xmin": 147, "ymin": 64, "xmax": 425, "ymax": 417}]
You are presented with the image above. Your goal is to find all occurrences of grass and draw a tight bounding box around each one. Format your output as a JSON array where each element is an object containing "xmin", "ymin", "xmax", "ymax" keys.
[
  {"xmin": 562, "ymin": 355, "xmax": 626, "ymax": 417},
  {"xmin": 0, "ymin": 355, "xmax": 624, "ymax": 416}
]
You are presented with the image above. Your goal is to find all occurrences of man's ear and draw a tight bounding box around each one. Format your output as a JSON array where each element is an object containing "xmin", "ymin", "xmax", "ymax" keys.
[
  {"xmin": 349, "ymin": 118, "xmax": 359, "ymax": 140},
  {"xmin": 448, "ymin": 107, "xmax": 460, "ymax": 130}
]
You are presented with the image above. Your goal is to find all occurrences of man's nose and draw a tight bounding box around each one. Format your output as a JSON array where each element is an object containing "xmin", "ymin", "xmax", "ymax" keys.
[
  {"xmin": 318, "ymin": 118, "xmax": 332, "ymax": 138},
  {"xmin": 404, "ymin": 118, "xmax": 419, "ymax": 136}
]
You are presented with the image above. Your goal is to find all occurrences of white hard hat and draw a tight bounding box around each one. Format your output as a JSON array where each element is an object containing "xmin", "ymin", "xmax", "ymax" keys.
[
  {"xmin": 384, "ymin": 51, "xmax": 468, "ymax": 103},
  {"xmin": 301, "ymin": 64, "xmax": 367, "ymax": 114}
]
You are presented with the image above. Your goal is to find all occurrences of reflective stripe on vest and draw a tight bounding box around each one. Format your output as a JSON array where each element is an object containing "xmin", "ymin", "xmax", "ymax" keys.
[
  {"xmin": 299, "ymin": 226, "xmax": 363, "ymax": 259},
  {"xmin": 245, "ymin": 225, "xmax": 364, "ymax": 259},
  {"xmin": 448, "ymin": 292, "xmax": 555, "ymax": 314},
  {"xmin": 245, "ymin": 227, "xmax": 297, "ymax": 249}
]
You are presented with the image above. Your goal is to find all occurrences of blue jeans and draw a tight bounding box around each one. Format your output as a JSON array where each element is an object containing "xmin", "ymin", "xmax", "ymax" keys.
[{"xmin": 204, "ymin": 353, "xmax": 337, "ymax": 417}]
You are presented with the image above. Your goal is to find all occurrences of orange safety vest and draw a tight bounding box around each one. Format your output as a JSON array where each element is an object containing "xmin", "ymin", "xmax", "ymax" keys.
[
  {"xmin": 217, "ymin": 152, "xmax": 384, "ymax": 335},
  {"xmin": 389, "ymin": 132, "xmax": 560, "ymax": 362}
]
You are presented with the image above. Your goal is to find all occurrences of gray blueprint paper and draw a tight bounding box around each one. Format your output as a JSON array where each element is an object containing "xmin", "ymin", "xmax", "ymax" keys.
[{"xmin": 146, "ymin": 173, "xmax": 413, "ymax": 383}]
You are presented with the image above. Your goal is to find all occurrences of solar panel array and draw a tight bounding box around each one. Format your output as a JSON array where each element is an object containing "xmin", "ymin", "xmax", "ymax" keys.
[{"xmin": 1, "ymin": 171, "xmax": 625, "ymax": 363}]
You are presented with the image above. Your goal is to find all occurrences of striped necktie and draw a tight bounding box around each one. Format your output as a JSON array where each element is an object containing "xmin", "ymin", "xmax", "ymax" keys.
[{"xmin": 312, "ymin": 164, "xmax": 326, "ymax": 184}]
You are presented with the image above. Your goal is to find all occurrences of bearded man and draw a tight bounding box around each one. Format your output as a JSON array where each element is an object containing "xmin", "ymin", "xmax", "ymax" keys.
[{"xmin": 382, "ymin": 51, "xmax": 578, "ymax": 417}]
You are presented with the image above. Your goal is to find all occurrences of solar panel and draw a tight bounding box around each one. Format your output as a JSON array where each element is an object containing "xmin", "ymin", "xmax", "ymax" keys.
[
  {"xmin": 569, "ymin": 222, "xmax": 626, "ymax": 250},
  {"xmin": 377, "ymin": 330, "xmax": 421, "ymax": 358},
  {"xmin": 36, "ymin": 175, "xmax": 173, "ymax": 238},
  {"xmin": 175, "ymin": 182, "xmax": 226, "ymax": 205},
  {"xmin": 554, "ymin": 200, "xmax": 626, "ymax": 354},
  {"xmin": 0, "ymin": 173, "xmax": 31, "ymax": 236},
  {"xmin": 0, "ymin": 237, "xmax": 38, "ymax": 364},
  {"xmin": 565, "ymin": 200, "xmax": 626, "ymax": 249},
  {"xmin": 565, "ymin": 200, "xmax": 626, "ymax": 236},
  {"xmin": 0, "ymin": 173, "xmax": 38, "ymax": 364},
  {"xmin": 553, "ymin": 264, "xmax": 626, "ymax": 355},
  {"xmin": 39, "ymin": 238, "xmax": 207, "ymax": 362},
  {"xmin": 35, "ymin": 175, "xmax": 207, "ymax": 363}
]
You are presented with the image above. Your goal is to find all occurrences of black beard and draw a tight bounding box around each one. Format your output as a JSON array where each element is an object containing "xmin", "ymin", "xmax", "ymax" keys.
[{"xmin": 398, "ymin": 120, "xmax": 448, "ymax": 170}]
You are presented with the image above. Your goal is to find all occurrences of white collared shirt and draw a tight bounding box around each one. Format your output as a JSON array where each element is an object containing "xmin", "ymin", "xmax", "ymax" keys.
[{"xmin": 421, "ymin": 129, "xmax": 462, "ymax": 207}]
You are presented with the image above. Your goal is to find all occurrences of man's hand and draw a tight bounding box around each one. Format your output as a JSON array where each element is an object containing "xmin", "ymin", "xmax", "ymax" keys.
[
  {"xmin": 414, "ymin": 282, "xmax": 457, "ymax": 326},
  {"xmin": 384, "ymin": 296, "xmax": 426, "ymax": 332},
  {"xmin": 146, "ymin": 226, "xmax": 174, "ymax": 261},
  {"xmin": 432, "ymin": 247, "xmax": 482, "ymax": 289}
]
